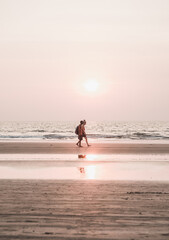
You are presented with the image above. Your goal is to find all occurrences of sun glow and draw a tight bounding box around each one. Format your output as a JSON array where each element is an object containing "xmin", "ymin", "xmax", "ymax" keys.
[
  {"xmin": 86, "ymin": 155, "xmax": 97, "ymax": 161},
  {"xmin": 86, "ymin": 166, "xmax": 96, "ymax": 179},
  {"xmin": 83, "ymin": 79, "xmax": 99, "ymax": 92}
]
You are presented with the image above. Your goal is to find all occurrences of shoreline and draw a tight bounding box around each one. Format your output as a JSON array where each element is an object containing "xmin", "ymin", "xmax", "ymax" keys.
[
  {"xmin": 0, "ymin": 142, "xmax": 169, "ymax": 154},
  {"xmin": 1, "ymin": 139, "xmax": 169, "ymax": 144}
]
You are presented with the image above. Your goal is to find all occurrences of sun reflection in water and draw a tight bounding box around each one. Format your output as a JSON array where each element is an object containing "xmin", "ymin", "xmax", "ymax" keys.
[
  {"xmin": 86, "ymin": 155, "xmax": 97, "ymax": 161},
  {"xmin": 86, "ymin": 165, "xmax": 96, "ymax": 179},
  {"xmin": 78, "ymin": 154, "xmax": 97, "ymax": 179},
  {"xmin": 78, "ymin": 154, "xmax": 97, "ymax": 161}
]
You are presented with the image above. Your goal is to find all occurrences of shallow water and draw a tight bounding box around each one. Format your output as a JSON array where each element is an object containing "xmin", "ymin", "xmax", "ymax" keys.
[{"xmin": 0, "ymin": 154, "xmax": 169, "ymax": 181}]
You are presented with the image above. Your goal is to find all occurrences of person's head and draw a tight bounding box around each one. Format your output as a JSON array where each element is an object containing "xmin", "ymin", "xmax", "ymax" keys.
[
  {"xmin": 83, "ymin": 120, "xmax": 86, "ymax": 125},
  {"xmin": 80, "ymin": 120, "xmax": 83, "ymax": 124}
]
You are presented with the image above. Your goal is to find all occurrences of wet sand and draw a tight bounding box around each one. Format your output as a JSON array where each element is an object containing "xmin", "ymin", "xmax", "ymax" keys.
[
  {"xmin": 0, "ymin": 180, "xmax": 169, "ymax": 240},
  {"xmin": 0, "ymin": 142, "xmax": 169, "ymax": 239},
  {"xmin": 0, "ymin": 142, "xmax": 169, "ymax": 154}
]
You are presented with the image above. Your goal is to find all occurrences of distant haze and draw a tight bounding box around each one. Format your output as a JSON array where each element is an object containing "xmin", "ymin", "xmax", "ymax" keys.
[{"xmin": 0, "ymin": 0, "xmax": 169, "ymax": 121}]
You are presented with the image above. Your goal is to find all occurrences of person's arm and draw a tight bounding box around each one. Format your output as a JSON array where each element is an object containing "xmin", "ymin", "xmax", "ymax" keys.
[{"xmin": 82, "ymin": 125, "xmax": 86, "ymax": 134}]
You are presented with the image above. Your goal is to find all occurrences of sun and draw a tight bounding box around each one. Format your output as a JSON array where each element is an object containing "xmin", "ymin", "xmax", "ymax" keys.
[{"xmin": 83, "ymin": 79, "xmax": 99, "ymax": 92}]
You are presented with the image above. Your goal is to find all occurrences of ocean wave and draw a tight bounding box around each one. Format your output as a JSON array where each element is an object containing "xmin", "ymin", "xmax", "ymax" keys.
[
  {"xmin": 0, "ymin": 132, "xmax": 169, "ymax": 141},
  {"xmin": 87, "ymin": 134, "xmax": 124, "ymax": 139},
  {"xmin": 51, "ymin": 130, "xmax": 73, "ymax": 133},
  {"xmin": 43, "ymin": 134, "xmax": 75, "ymax": 139},
  {"xmin": 31, "ymin": 130, "xmax": 46, "ymax": 133},
  {"xmin": 131, "ymin": 132, "xmax": 169, "ymax": 139},
  {"xmin": 43, "ymin": 133, "xmax": 169, "ymax": 140},
  {"xmin": 88, "ymin": 133, "xmax": 169, "ymax": 140},
  {"xmin": 131, "ymin": 132, "xmax": 158, "ymax": 139},
  {"xmin": 0, "ymin": 135, "xmax": 41, "ymax": 139}
]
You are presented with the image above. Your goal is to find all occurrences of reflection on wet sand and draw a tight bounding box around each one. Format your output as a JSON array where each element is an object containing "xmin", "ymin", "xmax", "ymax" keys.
[
  {"xmin": 79, "ymin": 167, "xmax": 85, "ymax": 174},
  {"xmin": 78, "ymin": 155, "xmax": 96, "ymax": 179},
  {"xmin": 78, "ymin": 155, "xmax": 86, "ymax": 176},
  {"xmin": 78, "ymin": 166, "xmax": 97, "ymax": 179},
  {"xmin": 0, "ymin": 153, "xmax": 169, "ymax": 180},
  {"xmin": 78, "ymin": 154, "xmax": 97, "ymax": 161}
]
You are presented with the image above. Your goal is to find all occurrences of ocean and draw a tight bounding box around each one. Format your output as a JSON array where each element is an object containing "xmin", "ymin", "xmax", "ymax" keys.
[{"xmin": 0, "ymin": 121, "xmax": 169, "ymax": 142}]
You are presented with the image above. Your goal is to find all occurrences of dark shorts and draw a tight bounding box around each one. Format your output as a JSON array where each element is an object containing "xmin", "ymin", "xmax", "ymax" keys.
[{"xmin": 78, "ymin": 134, "xmax": 86, "ymax": 140}]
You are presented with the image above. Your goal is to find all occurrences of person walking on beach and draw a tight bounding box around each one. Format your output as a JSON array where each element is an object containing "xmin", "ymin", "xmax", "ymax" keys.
[
  {"xmin": 82, "ymin": 120, "xmax": 91, "ymax": 147},
  {"xmin": 76, "ymin": 120, "xmax": 84, "ymax": 147},
  {"xmin": 76, "ymin": 120, "xmax": 91, "ymax": 147}
]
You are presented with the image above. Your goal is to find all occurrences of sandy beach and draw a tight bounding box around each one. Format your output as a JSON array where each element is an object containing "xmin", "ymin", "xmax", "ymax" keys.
[
  {"xmin": 0, "ymin": 180, "xmax": 169, "ymax": 240},
  {"xmin": 1, "ymin": 0, "xmax": 169, "ymax": 238},
  {"xmin": 0, "ymin": 142, "xmax": 169, "ymax": 154},
  {"xmin": 0, "ymin": 142, "xmax": 169, "ymax": 239}
]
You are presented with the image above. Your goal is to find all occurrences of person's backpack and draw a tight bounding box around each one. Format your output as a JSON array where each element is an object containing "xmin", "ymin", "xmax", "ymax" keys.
[{"xmin": 75, "ymin": 125, "xmax": 79, "ymax": 135}]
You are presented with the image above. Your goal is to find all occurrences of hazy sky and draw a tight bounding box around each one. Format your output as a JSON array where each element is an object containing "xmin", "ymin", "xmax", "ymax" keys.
[{"xmin": 0, "ymin": 0, "xmax": 169, "ymax": 121}]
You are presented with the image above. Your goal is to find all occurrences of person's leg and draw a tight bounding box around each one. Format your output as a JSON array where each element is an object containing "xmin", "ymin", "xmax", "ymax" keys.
[
  {"xmin": 79, "ymin": 139, "xmax": 82, "ymax": 147},
  {"xmin": 77, "ymin": 136, "xmax": 83, "ymax": 147},
  {"xmin": 84, "ymin": 136, "xmax": 90, "ymax": 146},
  {"xmin": 76, "ymin": 136, "xmax": 81, "ymax": 146}
]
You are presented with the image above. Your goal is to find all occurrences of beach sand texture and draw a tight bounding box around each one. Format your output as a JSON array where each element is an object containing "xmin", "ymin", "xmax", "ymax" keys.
[
  {"xmin": 0, "ymin": 180, "xmax": 169, "ymax": 240},
  {"xmin": 1, "ymin": 142, "xmax": 169, "ymax": 154},
  {"xmin": 0, "ymin": 142, "xmax": 169, "ymax": 239}
]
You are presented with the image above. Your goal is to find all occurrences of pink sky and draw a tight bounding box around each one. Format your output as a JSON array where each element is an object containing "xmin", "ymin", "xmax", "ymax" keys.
[{"xmin": 0, "ymin": 0, "xmax": 169, "ymax": 121}]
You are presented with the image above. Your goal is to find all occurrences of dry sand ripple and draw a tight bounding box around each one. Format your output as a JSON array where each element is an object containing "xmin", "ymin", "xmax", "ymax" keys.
[{"xmin": 0, "ymin": 180, "xmax": 169, "ymax": 239}]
